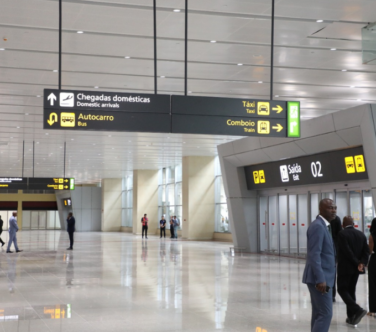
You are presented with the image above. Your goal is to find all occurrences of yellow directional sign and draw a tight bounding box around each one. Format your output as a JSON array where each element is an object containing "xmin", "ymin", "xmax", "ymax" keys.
[
  {"xmin": 47, "ymin": 112, "xmax": 58, "ymax": 126},
  {"xmin": 257, "ymin": 121, "xmax": 270, "ymax": 134},
  {"xmin": 272, "ymin": 123, "xmax": 284, "ymax": 132},
  {"xmin": 257, "ymin": 102, "xmax": 270, "ymax": 116},
  {"xmin": 355, "ymin": 155, "xmax": 366, "ymax": 172},
  {"xmin": 272, "ymin": 105, "xmax": 283, "ymax": 113}
]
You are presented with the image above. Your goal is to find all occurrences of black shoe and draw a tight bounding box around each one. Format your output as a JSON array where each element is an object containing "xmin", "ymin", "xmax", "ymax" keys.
[
  {"xmin": 346, "ymin": 318, "xmax": 355, "ymax": 327},
  {"xmin": 1, "ymin": 242, "xmax": 5, "ymax": 247},
  {"xmin": 352, "ymin": 309, "xmax": 367, "ymax": 325},
  {"xmin": 67, "ymin": 247, "xmax": 73, "ymax": 250},
  {"xmin": 146, "ymin": 237, "xmax": 148, "ymax": 239},
  {"xmin": 16, "ymin": 250, "xmax": 23, "ymax": 253},
  {"xmin": 6, "ymin": 251, "xmax": 13, "ymax": 253},
  {"xmin": 333, "ymin": 298, "xmax": 336, "ymax": 302}
]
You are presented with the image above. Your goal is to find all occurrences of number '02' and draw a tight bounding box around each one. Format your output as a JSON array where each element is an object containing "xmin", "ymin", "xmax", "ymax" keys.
[{"xmin": 311, "ymin": 161, "xmax": 323, "ymax": 178}]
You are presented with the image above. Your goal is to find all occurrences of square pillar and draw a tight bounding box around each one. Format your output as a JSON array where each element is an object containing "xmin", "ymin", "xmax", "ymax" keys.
[
  {"xmin": 101, "ymin": 178, "xmax": 122, "ymax": 232},
  {"xmin": 132, "ymin": 170, "xmax": 159, "ymax": 235},
  {"xmin": 182, "ymin": 156, "xmax": 215, "ymax": 240}
]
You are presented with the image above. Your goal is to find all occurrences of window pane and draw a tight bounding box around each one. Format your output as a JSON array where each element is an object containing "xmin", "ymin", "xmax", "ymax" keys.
[
  {"xmin": 175, "ymin": 182, "xmax": 182, "ymax": 206},
  {"xmin": 167, "ymin": 184, "xmax": 175, "ymax": 206},
  {"xmin": 175, "ymin": 164, "xmax": 182, "ymax": 182},
  {"xmin": 364, "ymin": 190, "xmax": 374, "ymax": 239},
  {"xmin": 350, "ymin": 190, "xmax": 362, "ymax": 231}
]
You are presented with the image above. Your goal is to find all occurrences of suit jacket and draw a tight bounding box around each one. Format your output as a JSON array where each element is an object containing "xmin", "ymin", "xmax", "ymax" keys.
[
  {"xmin": 302, "ymin": 216, "xmax": 336, "ymax": 286},
  {"xmin": 8, "ymin": 216, "xmax": 18, "ymax": 234},
  {"xmin": 330, "ymin": 216, "xmax": 342, "ymax": 252},
  {"xmin": 337, "ymin": 226, "xmax": 369, "ymax": 275},
  {"xmin": 67, "ymin": 216, "xmax": 75, "ymax": 233},
  {"xmin": 0, "ymin": 218, "xmax": 3, "ymax": 232}
]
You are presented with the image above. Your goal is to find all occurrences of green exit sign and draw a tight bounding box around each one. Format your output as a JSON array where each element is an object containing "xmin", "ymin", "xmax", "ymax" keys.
[{"xmin": 287, "ymin": 101, "xmax": 300, "ymax": 138}]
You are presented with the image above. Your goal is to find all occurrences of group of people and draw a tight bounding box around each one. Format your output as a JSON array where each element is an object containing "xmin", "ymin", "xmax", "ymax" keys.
[
  {"xmin": 0, "ymin": 212, "xmax": 76, "ymax": 252},
  {"xmin": 140, "ymin": 213, "xmax": 180, "ymax": 240},
  {"xmin": 303, "ymin": 198, "xmax": 376, "ymax": 332}
]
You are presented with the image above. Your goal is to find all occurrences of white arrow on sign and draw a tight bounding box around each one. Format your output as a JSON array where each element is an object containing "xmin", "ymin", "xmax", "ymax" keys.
[{"xmin": 47, "ymin": 93, "xmax": 57, "ymax": 106}]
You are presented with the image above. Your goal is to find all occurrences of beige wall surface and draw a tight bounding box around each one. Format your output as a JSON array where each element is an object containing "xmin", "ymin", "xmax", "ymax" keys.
[
  {"xmin": 133, "ymin": 170, "xmax": 158, "ymax": 235},
  {"xmin": 101, "ymin": 178, "xmax": 122, "ymax": 232},
  {"xmin": 0, "ymin": 191, "xmax": 57, "ymax": 229},
  {"xmin": 182, "ymin": 156, "xmax": 215, "ymax": 240}
]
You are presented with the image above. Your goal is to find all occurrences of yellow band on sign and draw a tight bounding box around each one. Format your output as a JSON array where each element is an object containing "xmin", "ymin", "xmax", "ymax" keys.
[{"xmin": 345, "ymin": 154, "xmax": 366, "ymax": 173}]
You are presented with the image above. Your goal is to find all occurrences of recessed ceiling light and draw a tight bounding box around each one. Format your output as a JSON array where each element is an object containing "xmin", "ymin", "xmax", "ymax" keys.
[
  {"xmin": 94, "ymin": 86, "xmax": 99, "ymax": 89},
  {"xmin": 330, "ymin": 48, "xmax": 336, "ymax": 51},
  {"xmin": 77, "ymin": 31, "xmax": 84, "ymax": 34},
  {"xmin": 167, "ymin": 137, "xmax": 170, "ymax": 139},
  {"xmin": 258, "ymin": 81, "xmax": 263, "ymax": 84},
  {"xmin": 350, "ymin": 86, "xmax": 355, "ymax": 88},
  {"xmin": 0, "ymin": 48, "xmax": 5, "ymax": 51},
  {"xmin": 71, "ymin": 138, "xmax": 74, "ymax": 140},
  {"xmin": 316, "ymin": 20, "xmax": 324, "ymax": 23},
  {"xmin": 342, "ymin": 69, "xmax": 347, "ymax": 72},
  {"xmin": 36, "ymin": 95, "xmax": 41, "ymax": 97},
  {"xmin": 160, "ymin": 76, "xmax": 165, "ymax": 78},
  {"xmin": 183, "ymin": 142, "xmax": 186, "ymax": 144},
  {"xmin": 210, "ymin": 40, "xmax": 216, "ymax": 43},
  {"xmin": 53, "ymin": 70, "xmax": 58, "ymax": 72},
  {"xmin": 237, "ymin": 63, "xmax": 243, "ymax": 66},
  {"xmin": 25, "ymin": 113, "xmax": 29, "ymax": 115},
  {"xmin": 173, "ymin": 9, "xmax": 181, "ymax": 12},
  {"xmin": 275, "ymin": 95, "xmax": 279, "ymax": 97},
  {"xmin": 357, "ymin": 99, "xmax": 362, "ymax": 101},
  {"xmin": 125, "ymin": 56, "xmax": 131, "ymax": 59},
  {"xmin": 45, "ymin": 133, "xmax": 49, "ymax": 135},
  {"xmin": 188, "ymin": 91, "xmax": 192, "ymax": 94}
]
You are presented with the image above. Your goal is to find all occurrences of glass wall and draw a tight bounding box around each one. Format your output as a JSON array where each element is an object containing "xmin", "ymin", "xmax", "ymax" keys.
[
  {"xmin": 158, "ymin": 165, "xmax": 182, "ymax": 229},
  {"xmin": 22, "ymin": 211, "xmax": 60, "ymax": 230},
  {"xmin": 259, "ymin": 188, "xmax": 374, "ymax": 257},
  {"xmin": 121, "ymin": 175, "xmax": 133, "ymax": 227},
  {"xmin": 215, "ymin": 157, "xmax": 230, "ymax": 233}
]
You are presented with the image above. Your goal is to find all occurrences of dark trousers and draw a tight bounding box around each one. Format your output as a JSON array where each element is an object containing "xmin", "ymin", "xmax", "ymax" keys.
[
  {"xmin": 333, "ymin": 268, "xmax": 337, "ymax": 299},
  {"xmin": 68, "ymin": 231, "xmax": 74, "ymax": 249},
  {"xmin": 0, "ymin": 230, "xmax": 4, "ymax": 245},
  {"xmin": 160, "ymin": 227, "xmax": 165, "ymax": 238},
  {"xmin": 170, "ymin": 225, "xmax": 174, "ymax": 238},
  {"xmin": 307, "ymin": 283, "xmax": 333, "ymax": 332},
  {"xmin": 369, "ymin": 255, "xmax": 376, "ymax": 312},
  {"xmin": 338, "ymin": 272, "xmax": 361, "ymax": 318},
  {"xmin": 142, "ymin": 225, "xmax": 148, "ymax": 238}
]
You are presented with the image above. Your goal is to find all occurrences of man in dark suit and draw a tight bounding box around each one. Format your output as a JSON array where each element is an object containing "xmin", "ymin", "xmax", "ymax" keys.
[
  {"xmin": 66, "ymin": 212, "xmax": 75, "ymax": 250},
  {"xmin": 330, "ymin": 215, "xmax": 342, "ymax": 302},
  {"xmin": 0, "ymin": 215, "xmax": 5, "ymax": 247},
  {"xmin": 337, "ymin": 216, "xmax": 369, "ymax": 326},
  {"xmin": 303, "ymin": 198, "xmax": 336, "ymax": 332}
]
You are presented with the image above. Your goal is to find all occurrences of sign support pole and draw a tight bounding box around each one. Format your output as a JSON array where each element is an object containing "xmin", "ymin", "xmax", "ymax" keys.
[
  {"xmin": 58, "ymin": 0, "xmax": 62, "ymax": 90},
  {"xmin": 33, "ymin": 141, "xmax": 35, "ymax": 178},
  {"xmin": 153, "ymin": 0, "xmax": 157, "ymax": 94},
  {"xmin": 22, "ymin": 140, "xmax": 25, "ymax": 177},
  {"xmin": 270, "ymin": 0, "xmax": 275, "ymax": 101},
  {"xmin": 184, "ymin": 0, "xmax": 188, "ymax": 96},
  {"xmin": 64, "ymin": 142, "xmax": 66, "ymax": 178}
]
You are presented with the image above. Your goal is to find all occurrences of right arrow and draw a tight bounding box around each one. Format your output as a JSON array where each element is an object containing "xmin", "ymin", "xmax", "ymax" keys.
[
  {"xmin": 272, "ymin": 105, "xmax": 284, "ymax": 113},
  {"xmin": 272, "ymin": 123, "xmax": 284, "ymax": 132},
  {"xmin": 47, "ymin": 93, "xmax": 57, "ymax": 106}
]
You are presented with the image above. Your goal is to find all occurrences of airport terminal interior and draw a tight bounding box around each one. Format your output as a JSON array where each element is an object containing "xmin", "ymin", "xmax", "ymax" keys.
[{"xmin": 1, "ymin": 0, "xmax": 376, "ymax": 331}]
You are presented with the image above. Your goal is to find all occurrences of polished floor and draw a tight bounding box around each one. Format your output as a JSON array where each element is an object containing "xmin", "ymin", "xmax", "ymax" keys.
[{"xmin": 0, "ymin": 231, "xmax": 375, "ymax": 332}]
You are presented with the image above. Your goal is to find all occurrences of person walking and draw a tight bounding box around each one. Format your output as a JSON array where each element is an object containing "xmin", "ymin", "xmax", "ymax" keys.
[
  {"xmin": 169, "ymin": 216, "xmax": 175, "ymax": 239},
  {"xmin": 330, "ymin": 215, "xmax": 342, "ymax": 302},
  {"xmin": 160, "ymin": 216, "xmax": 166, "ymax": 238},
  {"xmin": 0, "ymin": 215, "xmax": 5, "ymax": 247},
  {"xmin": 337, "ymin": 216, "xmax": 369, "ymax": 326},
  {"xmin": 6, "ymin": 212, "xmax": 22, "ymax": 253},
  {"xmin": 368, "ymin": 218, "xmax": 376, "ymax": 317},
  {"xmin": 173, "ymin": 216, "xmax": 180, "ymax": 240},
  {"xmin": 66, "ymin": 212, "xmax": 75, "ymax": 250},
  {"xmin": 141, "ymin": 213, "xmax": 148, "ymax": 239},
  {"xmin": 302, "ymin": 198, "xmax": 336, "ymax": 332}
]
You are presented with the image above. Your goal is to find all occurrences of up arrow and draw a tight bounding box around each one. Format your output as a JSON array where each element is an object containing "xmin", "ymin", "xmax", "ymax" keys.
[
  {"xmin": 47, "ymin": 93, "xmax": 57, "ymax": 106},
  {"xmin": 272, "ymin": 105, "xmax": 283, "ymax": 113},
  {"xmin": 272, "ymin": 123, "xmax": 284, "ymax": 132}
]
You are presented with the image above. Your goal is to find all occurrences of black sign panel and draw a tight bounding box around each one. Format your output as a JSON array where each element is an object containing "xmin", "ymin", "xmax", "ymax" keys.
[
  {"xmin": 172, "ymin": 114, "xmax": 286, "ymax": 137},
  {"xmin": 172, "ymin": 95, "xmax": 287, "ymax": 119},
  {"xmin": 44, "ymin": 89, "xmax": 170, "ymax": 113},
  {"xmin": 0, "ymin": 178, "xmax": 75, "ymax": 190},
  {"xmin": 245, "ymin": 146, "xmax": 368, "ymax": 190},
  {"xmin": 43, "ymin": 110, "xmax": 171, "ymax": 133},
  {"xmin": 0, "ymin": 178, "xmax": 28, "ymax": 190}
]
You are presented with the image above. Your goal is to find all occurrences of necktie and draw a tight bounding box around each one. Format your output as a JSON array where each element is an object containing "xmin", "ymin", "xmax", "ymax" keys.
[{"xmin": 328, "ymin": 224, "xmax": 332, "ymax": 236}]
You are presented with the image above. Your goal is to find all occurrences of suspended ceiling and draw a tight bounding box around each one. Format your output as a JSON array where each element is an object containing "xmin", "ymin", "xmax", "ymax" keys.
[{"xmin": 0, "ymin": 0, "xmax": 375, "ymax": 183}]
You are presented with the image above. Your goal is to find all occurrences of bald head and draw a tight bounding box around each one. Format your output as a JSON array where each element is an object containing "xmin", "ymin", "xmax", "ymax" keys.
[
  {"xmin": 343, "ymin": 216, "xmax": 354, "ymax": 228},
  {"xmin": 319, "ymin": 199, "xmax": 337, "ymax": 221}
]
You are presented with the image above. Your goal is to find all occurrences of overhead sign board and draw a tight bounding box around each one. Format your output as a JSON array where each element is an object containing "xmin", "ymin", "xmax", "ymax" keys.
[
  {"xmin": 245, "ymin": 146, "xmax": 368, "ymax": 190},
  {"xmin": 43, "ymin": 89, "xmax": 300, "ymax": 138},
  {"xmin": 171, "ymin": 95, "xmax": 299, "ymax": 138},
  {"xmin": 44, "ymin": 89, "xmax": 170, "ymax": 113},
  {"xmin": 0, "ymin": 178, "xmax": 75, "ymax": 190}
]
